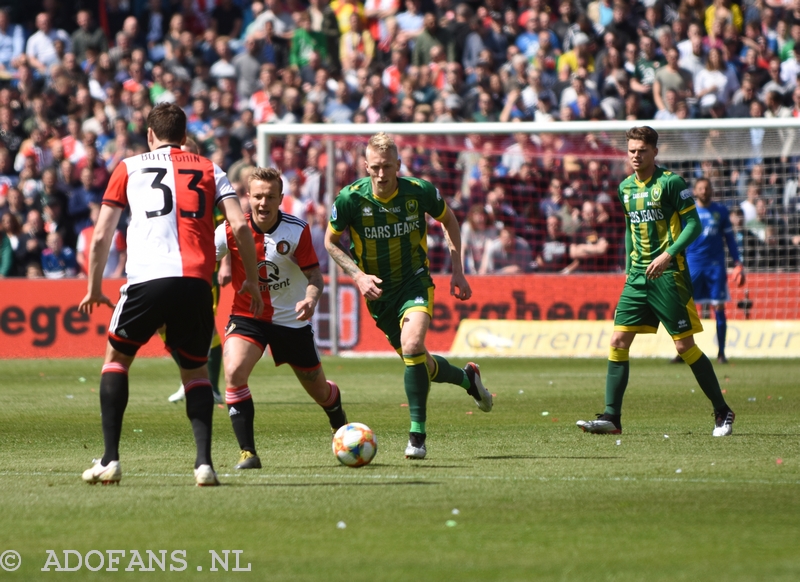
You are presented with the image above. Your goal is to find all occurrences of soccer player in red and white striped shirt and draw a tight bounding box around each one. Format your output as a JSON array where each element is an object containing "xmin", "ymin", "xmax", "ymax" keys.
[
  {"xmin": 78, "ymin": 103, "xmax": 264, "ymax": 487},
  {"xmin": 218, "ymin": 167, "xmax": 348, "ymax": 470}
]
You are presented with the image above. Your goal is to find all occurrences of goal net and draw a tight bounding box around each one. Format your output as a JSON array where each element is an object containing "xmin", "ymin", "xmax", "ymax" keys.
[{"xmin": 256, "ymin": 120, "xmax": 800, "ymax": 349}]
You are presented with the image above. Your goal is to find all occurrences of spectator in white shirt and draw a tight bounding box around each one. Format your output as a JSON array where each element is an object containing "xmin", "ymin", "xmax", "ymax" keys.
[
  {"xmin": 0, "ymin": 9, "xmax": 25, "ymax": 73},
  {"xmin": 25, "ymin": 12, "xmax": 71, "ymax": 76}
]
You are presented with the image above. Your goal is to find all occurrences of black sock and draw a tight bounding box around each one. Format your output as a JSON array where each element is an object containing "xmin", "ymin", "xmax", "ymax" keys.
[
  {"xmin": 99, "ymin": 364, "xmax": 129, "ymax": 465},
  {"xmin": 185, "ymin": 380, "xmax": 214, "ymax": 469},
  {"xmin": 208, "ymin": 343, "xmax": 222, "ymax": 395},
  {"xmin": 321, "ymin": 381, "xmax": 347, "ymax": 430},
  {"xmin": 228, "ymin": 397, "xmax": 256, "ymax": 454}
]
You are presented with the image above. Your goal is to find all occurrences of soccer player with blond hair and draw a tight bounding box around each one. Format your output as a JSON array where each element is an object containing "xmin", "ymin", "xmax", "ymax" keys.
[{"xmin": 325, "ymin": 132, "xmax": 492, "ymax": 460}]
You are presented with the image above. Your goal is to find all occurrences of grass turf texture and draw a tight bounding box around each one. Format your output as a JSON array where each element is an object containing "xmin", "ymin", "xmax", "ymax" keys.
[{"xmin": 0, "ymin": 357, "xmax": 798, "ymax": 581}]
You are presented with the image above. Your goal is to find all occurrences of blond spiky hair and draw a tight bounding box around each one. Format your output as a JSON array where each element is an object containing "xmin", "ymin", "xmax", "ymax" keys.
[{"xmin": 367, "ymin": 132, "xmax": 398, "ymax": 157}]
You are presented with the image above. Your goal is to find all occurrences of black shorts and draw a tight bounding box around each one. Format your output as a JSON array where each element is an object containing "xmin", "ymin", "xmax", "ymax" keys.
[
  {"xmin": 224, "ymin": 315, "xmax": 321, "ymax": 370},
  {"xmin": 109, "ymin": 277, "xmax": 214, "ymax": 369}
]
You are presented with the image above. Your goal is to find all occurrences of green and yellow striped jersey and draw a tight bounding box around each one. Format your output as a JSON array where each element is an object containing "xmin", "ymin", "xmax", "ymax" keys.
[
  {"xmin": 329, "ymin": 176, "xmax": 447, "ymax": 299},
  {"xmin": 618, "ymin": 166, "xmax": 695, "ymax": 272}
]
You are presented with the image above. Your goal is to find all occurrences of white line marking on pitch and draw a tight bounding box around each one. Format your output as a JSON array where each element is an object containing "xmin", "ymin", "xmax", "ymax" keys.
[{"xmin": 0, "ymin": 471, "xmax": 797, "ymax": 486}]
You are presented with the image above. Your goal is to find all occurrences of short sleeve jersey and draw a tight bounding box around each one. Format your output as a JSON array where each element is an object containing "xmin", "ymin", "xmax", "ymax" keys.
[
  {"xmin": 103, "ymin": 146, "xmax": 236, "ymax": 285},
  {"xmin": 685, "ymin": 201, "xmax": 739, "ymax": 268},
  {"xmin": 217, "ymin": 211, "xmax": 319, "ymax": 328},
  {"xmin": 329, "ymin": 176, "xmax": 447, "ymax": 299},
  {"xmin": 618, "ymin": 166, "xmax": 695, "ymax": 273}
]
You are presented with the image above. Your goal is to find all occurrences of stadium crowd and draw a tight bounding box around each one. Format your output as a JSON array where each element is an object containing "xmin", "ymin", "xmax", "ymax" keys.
[{"xmin": 1, "ymin": 0, "xmax": 800, "ymax": 279}]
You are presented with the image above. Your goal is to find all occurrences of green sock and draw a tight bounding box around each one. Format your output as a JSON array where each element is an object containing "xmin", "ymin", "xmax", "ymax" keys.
[
  {"xmin": 403, "ymin": 355, "xmax": 430, "ymax": 425},
  {"xmin": 410, "ymin": 421, "xmax": 426, "ymax": 434},
  {"xmin": 689, "ymin": 354, "xmax": 728, "ymax": 410},
  {"xmin": 431, "ymin": 354, "xmax": 469, "ymax": 389},
  {"xmin": 208, "ymin": 343, "xmax": 222, "ymax": 395},
  {"xmin": 604, "ymin": 347, "xmax": 630, "ymax": 415}
]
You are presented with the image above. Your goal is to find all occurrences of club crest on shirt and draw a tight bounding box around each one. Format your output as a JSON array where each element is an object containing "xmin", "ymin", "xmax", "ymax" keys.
[
  {"xmin": 276, "ymin": 240, "xmax": 291, "ymax": 255},
  {"xmin": 405, "ymin": 199, "xmax": 418, "ymax": 214},
  {"xmin": 651, "ymin": 186, "xmax": 662, "ymax": 201}
]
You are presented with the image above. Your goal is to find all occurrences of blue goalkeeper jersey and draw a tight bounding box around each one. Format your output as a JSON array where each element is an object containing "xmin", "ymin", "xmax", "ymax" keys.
[{"xmin": 685, "ymin": 202, "xmax": 741, "ymax": 268}]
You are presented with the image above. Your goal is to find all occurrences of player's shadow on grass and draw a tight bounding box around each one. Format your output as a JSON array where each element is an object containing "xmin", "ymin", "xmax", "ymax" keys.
[
  {"xmin": 224, "ymin": 481, "xmax": 438, "ymax": 487},
  {"xmin": 477, "ymin": 455, "xmax": 624, "ymax": 460}
]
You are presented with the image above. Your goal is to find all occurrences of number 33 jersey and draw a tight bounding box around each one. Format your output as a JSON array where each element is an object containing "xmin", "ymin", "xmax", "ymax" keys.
[{"xmin": 102, "ymin": 146, "xmax": 237, "ymax": 285}]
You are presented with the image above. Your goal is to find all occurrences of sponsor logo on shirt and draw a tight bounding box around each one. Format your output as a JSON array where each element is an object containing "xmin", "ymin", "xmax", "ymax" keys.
[
  {"xmin": 331, "ymin": 205, "xmax": 337, "ymax": 221},
  {"xmin": 628, "ymin": 208, "xmax": 665, "ymax": 223},
  {"xmin": 362, "ymin": 206, "xmax": 373, "ymax": 216},
  {"xmin": 680, "ymin": 189, "xmax": 693, "ymax": 200},
  {"xmin": 258, "ymin": 260, "xmax": 291, "ymax": 291},
  {"xmin": 362, "ymin": 221, "xmax": 421, "ymax": 239}
]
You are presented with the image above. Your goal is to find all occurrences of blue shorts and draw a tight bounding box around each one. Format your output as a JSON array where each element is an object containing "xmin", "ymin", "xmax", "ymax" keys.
[{"xmin": 690, "ymin": 262, "xmax": 729, "ymax": 305}]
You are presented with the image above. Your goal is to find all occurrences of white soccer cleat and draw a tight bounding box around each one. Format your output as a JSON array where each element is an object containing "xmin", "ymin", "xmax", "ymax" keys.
[
  {"xmin": 577, "ymin": 414, "xmax": 622, "ymax": 434},
  {"xmin": 464, "ymin": 362, "xmax": 492, "ymax": 412},
  {"xmin": 404, "ymin": 432, "xmax": 427, "ymax": 459},
  {"xmin": 712, "ymin": 408, "xmax": 735, "ymax": 437},
  {"xmin": 404, "ymin": 442, "xmax": 427, "ymax": 459},
  {"xmin": 82, "ymin": 459, "xmax": 121, "ymax": 485},
  {"xmin": 168, "ymin": 385, "xmax": 185, "ymax": 403},
  {"xmin": 194, "ymin": 464, "xmax": 220, "ymax": 486}
]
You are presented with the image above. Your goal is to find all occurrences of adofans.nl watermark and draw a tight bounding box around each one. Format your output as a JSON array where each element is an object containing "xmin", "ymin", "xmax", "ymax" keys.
[{"xmin": 32, "ymin": 549, "xmax": 252, "ymax": 572}]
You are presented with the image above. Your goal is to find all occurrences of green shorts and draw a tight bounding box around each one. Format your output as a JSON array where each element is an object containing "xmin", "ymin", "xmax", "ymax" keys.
[
  {"xmin": 614, "ymin": 270, "xmax": 703, "ymax": 340},
  {"xmin": 368, "ymin": 277, "xmax": 435, "ymax": 351}
]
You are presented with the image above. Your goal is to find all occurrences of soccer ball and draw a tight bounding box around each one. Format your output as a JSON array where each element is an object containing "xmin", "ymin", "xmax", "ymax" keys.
[{"xmin": 332, "ymin": 423, "xmax": 377, "ymax": 467}]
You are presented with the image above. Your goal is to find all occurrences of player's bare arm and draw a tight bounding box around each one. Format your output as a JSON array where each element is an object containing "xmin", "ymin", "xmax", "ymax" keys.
[
  {"xmin": 219, "ymin": 196, "xmax": 264, "ymax": 317},
  {"xmin": 324, "ymin": 227, "xmax": 383, "ymax": 300},
  {"xmin": 439, "ymin": 206, "xmax": 472, "ymax": 301},
  {"xmin": 296, "ymin": 266, "xmax": 324, "ymax": 321},
  {"xmin": 218, "ymin": 253, "xmax": 232, "ymax": 287},
  {"xmin": 78, "ymin": 204, "xmax": 123, "ymax": 314}
]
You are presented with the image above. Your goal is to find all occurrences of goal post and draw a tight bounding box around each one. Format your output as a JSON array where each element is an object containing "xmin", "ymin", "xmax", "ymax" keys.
[{"xmin": 256, "ymin": 119, "xmax": 800, "ymax": 354}]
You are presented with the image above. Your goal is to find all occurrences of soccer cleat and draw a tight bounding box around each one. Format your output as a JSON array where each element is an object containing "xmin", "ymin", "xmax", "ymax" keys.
[
  {"xmin": 669, "ymin": 355, "xmax": 684, "ymax": 364},
  {"xmin": 464, "ymin": 362, "xmax": 492, "ymax": 412},
  {"xmin": 234, "ymin": 450, "xmax": 262, "ymax": 470},
  {"xmin": 713, "ymin": 408, "xmax": 735, "ymax": 437},
  {"xmin": 82, "ymin": 459, "xmax": 122, "ymax": 485},
  {"xmin": 576, "ymin": 413, "xmax": 622, "ymax": 434},
  {"xmin": 717, "ymin": 355, "xmax": 729, "ymax": 364},
  {"xmin": 404, "ymin": 432, "xmax": 427, "ymax": 459},
  {"xmin": 168, "ymin": 385, "xmax": 185, "ymax": 403},
  {"xmin": 170, "ymin": 385, "xmax": 223, "ymax": 404},
  {"xmin": 194, "ymin": 464, "xmax": 220, "ymax": 486}
]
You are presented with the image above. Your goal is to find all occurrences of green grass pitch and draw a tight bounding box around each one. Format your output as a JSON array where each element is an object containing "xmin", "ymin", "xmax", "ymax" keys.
[{"xmin": 0, "ymin": 356, "xmax": 798, "ymax": 581}]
